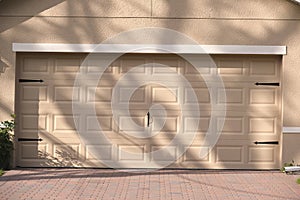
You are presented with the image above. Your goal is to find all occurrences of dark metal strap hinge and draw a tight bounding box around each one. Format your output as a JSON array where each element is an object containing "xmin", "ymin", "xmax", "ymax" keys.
[
  {"xmin": 19, "ymin": 79, "xmax": 44, "ymax": 83},
  {"xmin": 18, "ymin": 138, "xmax": 43, "ymax": 142},
  {"xmin": 254, "ymin": 141, "xmax": 279, "ymax": 145},
  {"xmin": 255, "ymin": 82, "xmax": 280, "ymax": 86}
]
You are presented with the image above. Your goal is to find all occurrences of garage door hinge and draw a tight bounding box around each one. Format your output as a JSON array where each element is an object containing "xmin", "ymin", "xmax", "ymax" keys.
[
  {"xmin": 255, "ymin": 82, "xmax": 280, "ymax": 86},
  {"xmin": 19, "ymin": 79, "xmax": 44, "ymax": 83},
  {"xmin": 254, "ymin": 141, "xmax": 279, "ymax": 145},
  {"xmin": 18, "ymin": 138, "xmax": 43, "ymax": 142}
]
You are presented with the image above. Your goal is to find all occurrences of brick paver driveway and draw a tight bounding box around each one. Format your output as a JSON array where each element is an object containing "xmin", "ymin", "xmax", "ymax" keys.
[{"xmin": 0, "ymin": 169, "xmax": 299, "ymax": 200}]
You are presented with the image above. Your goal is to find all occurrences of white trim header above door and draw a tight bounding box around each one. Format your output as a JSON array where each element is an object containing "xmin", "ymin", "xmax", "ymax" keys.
[{"xmin": 12, "ymin": 43, "xmax": 287, "ymax": 55}]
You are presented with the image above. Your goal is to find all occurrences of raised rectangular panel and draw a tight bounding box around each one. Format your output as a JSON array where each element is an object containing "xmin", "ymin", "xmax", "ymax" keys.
[
  {"xmin": 21, "ymin": 143, "xmax": 47, "ymax": 159},
  {"xmin": 86, "ymin": 116, "xmax": 112, "ymax": 131},
  {"xmin": 120, "ymin": 58, "xmax": 146, "ymax": 74},
  {"xmin": 184, "ymin": 62, "xmax": 211, "ymax": 75},
  {"xmin": 217, "ymin": 60, "xmax": 244, "ymax": 75},
  {"xmin": 119, "ymin": 87, "xmax": 145, "ymax": 103},
  {"xmin": 250, "ymin": 61, "xmax": 276, "ymax": 76},
  {"xmin": 249, "ymin": 118, "xmax": 275, "ymax": 134},
  {"xmin": 86, "ymin": 145, "xmax": 112, "ymax": 161},
  {"xmin": 250, "ymin": 89, "xmax": 276, "ymax": 104},
  {"xmin": 22, "ymin": 86, "xmax": 48, "ymax": 101},
  {"xmin": 53, "ymin": 115, "xmax": 79, "ymax": 131},
  {"xmin": 216, "ymin": 146, "xmax": 243, "ymax": 162},
  {"xmin": 21, "ymin": 115, "xmax": 37, "ymax": 130},
  {"xmin": 21, "ymin": 115, "xmax": 47, "ymax": 131},
  {"xmin": 54, "ymin": 144, "xmax": 80, "ymax": 159},
  {"xmin": 152, "ymin": 87, "xmax": 178, "ymax": 103},
  {"xmin": 153, "ymin": 58, "xmax": 178, "ymax": 68},
  {"xmin": 54, "ymin": 86, "xmax": 80, "ymax": 102},
  {"xmin": 183, "ymin": 146, "xmax": 210, "ymax": 162},
  {"xmin": 248, "ymin": 147, "xmax": 275, "ymax": 162},
  {"xmin": 152, "ymin": 116, "xmax": 178, "ymax": 133},
  {"xmin": 86, "ymin": 59, "xmax": 113, "ymax": 74},
  {"xmin": 151, "ymin": 146, "xmax": 177, "ymax": 161},
  {"xmin": 185, "ymin": 88, "xmax": 210, "ymax": 104},
  {"xmin": 23, "ymin": 58, "xmax": 49, "ymax": 73},
  {"xmin": 87, "ymin": 87, "xmax": 112, "ymax": 102},
  {"xmin": 184, "ymin": 117, "xmax": 210, "ymax": 133},
  {"xmin": 151, "ymin": 58, "xmax": 179, "ymax": 74},
  {"xmin": 54, "ymin": 58, "xmax": 81, "ymax": 73},
  {"xmin": 119, "ymin": 116, "xmax": 144, "ymax": 131},
  {"xmin": 118, "ymin": 145, "xmax": 145, "ymax": 161},
  {"xmin": 152, "ymin": 66, "xmax": 179, "ymax": 74},
  {"xmin": 218, "ymin": 88, "xmax": 243, "ymax": 104},
  {"xmin": 218, "ymin": 117, "xmax": 244, "ymax": 134}
]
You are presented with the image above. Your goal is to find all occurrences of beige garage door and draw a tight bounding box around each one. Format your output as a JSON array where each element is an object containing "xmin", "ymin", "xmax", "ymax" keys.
[{"xmin": 16, "ymin": 53, "xmax": 282, "ymax": 169}]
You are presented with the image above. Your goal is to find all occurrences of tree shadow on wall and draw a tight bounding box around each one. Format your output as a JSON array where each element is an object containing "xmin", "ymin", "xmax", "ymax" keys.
[
  {"xmin": 0, "ymin": 0, "xmax": 66, "ymax": 33},
  {"xmin": 38, "ymin": 149, "xmax": 84, "ymax": 168}
]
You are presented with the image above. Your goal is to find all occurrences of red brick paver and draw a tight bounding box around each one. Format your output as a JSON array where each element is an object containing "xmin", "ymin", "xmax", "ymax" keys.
[{"xmin": 0, "ymin": 169, "xmax": 299, "ymax": 200}]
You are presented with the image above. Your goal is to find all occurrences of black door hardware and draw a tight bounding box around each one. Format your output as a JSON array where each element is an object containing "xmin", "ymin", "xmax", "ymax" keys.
[
  {"xmin": 19, "ymin": 79, "xmax": 44, "ymax": 83},
  {"xmin": 18, "ymin": 138, "xmax": 43, "ymax": 142},
  {"xmin": 254, "ymin": 141, "xmax": 279, "ymax": 145},
  {"xmin": 255, "ymin": 82, "xmax": 280, "ymax": 86},
  {"xmin": 147, "ymin": 112, "xmax": 150, "ymax": 127}
]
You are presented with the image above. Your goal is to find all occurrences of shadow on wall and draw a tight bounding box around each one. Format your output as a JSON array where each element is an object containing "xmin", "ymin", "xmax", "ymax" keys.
[
  {"xmin": 0, "ymin": 0, "xmax": 66, "ymax": 33},
  {"xmin": 39, "ymin": 150, "xmax": 84, "ymax": 168}
]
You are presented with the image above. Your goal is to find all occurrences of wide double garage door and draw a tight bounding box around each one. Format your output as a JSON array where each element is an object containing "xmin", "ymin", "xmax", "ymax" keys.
[{"xmin": 16, "ymin": 53, "xmax": 282, "ymax": 169}]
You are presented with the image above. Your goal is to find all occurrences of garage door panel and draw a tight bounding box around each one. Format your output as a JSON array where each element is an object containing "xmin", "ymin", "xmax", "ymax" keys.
[
  {"xmin": 217, "ymin": 117, "xmax": 244, "ymax": 135},
  {"xmin": 19, "ymin": 143, "xmax": 48, "ymax": 159},
  {"xmin": 118, "ymin": 145, "xmax": 146, "ymax": 161},
  {"xmin": 183, "ymin": 116, "xmax": 210, "ymax": 134},
  {"xmin": 20, "ymin": 114, "xmax": 48, "ymax": 131},
  {"xmin": 86, "ymin": 115, "xmax": 113, "ymax": 132},
  {"xmin": 249, "ymin": 117, "xmax": 277, "ymax": 135},
  {"xmin": 151, "ymin": 146, "xmax": 177, "ymax": 162},
  {"xmin": 216, "ymin": 146, "xmax": 244, "ymax": 163},
  {"xmin": 53, "ymin": 144, "xmax": 81, "ymax": 159},
  {"xmin": 16, "ymin": 53, "xmax": 281, "ymax": 169},
  {"xmin": 54, "ymin": 58, "xmax": 81, "ymax": 73},
  {"xmin": 21, "ymin": 85, "xmax": 48, "ymax": 102},
  {"xmin": 86, "ymin": 144, "xmax": 113, "ymax": 161},
  {"xmin": 248, "ymin": 146, "xmax": 278, "ymax": 164},
  {"xmin": 120, "ymin": 86, "xmax": 147, "ymax": 103},
  {"xmin": 218, "ymin": 87, "xmax": 245, "ymax": 105},
  {"xmin": 151, "ymin": 86, "xmax": 179, "ymax": 103},
  {"xmin": 87, "ymin": 87, "xmax": 112, "ymax": 103},
  {"xmin": 184, "ymin": 86, "xmax": 210, "ymax": 105},
  {"xmin": 183, "ymin": 146, "xmax": 210, "ymax": 162},
  {"xmin": 120, "ymin": 56, "xmax": 148, "ymax": 74},
  {"xmin": 53, "ymin": 114, "xmax": 79, "ymax": 132},
  {"xmin": 249, "ymin": 88, "xmax": 278, "ymax": 105},
  {"xmin": 217, "ymin": 59, "xmax": 245, "ymax": 76},
  {"xmin": 249, "ymin": 60, "xmax": 278, "ymax": 77},
  {"xmin": 21, "ymin": 57, "xmax": 51, "ymax": 74},
  {"xmin": 53, "ymin": 86, "xmax": 80, "ymax": 103}
]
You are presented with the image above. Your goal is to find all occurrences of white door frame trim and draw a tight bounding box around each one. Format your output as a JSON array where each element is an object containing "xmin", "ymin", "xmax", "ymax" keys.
[{"xmin": 12, "ymin": 43, "xmax": 287, "ymax": 55}]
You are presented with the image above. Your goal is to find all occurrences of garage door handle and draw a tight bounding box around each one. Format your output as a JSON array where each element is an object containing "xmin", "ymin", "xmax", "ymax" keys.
[
  {"xmin": 19, "ymin": 79, "xmax": 44, "ymax": 83},
  {"xmin": 18, "ymin": 138, "xmax": 43, "ymax": 142},
  {"xmin": 255, "ymin": 82, "xmax": 280, "ymax": 86},
  {"xmin": 254, "ymin": 141, "xmax": 279, "ymax": 145},
  {"xmin": 147, "ymin": 112, "xmax": 150, "ymax": 127}
]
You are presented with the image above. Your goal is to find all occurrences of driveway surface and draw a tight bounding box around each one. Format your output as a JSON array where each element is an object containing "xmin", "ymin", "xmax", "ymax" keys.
[{"xmin": 0, "ymin": 169, "xmax": 299, "ymax": 200}]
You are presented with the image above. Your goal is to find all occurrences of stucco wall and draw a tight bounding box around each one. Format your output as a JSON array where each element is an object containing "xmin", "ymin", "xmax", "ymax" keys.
[
  {"xmin": 282, "ymin": 134, "xmax": 300, "ymax": 164},
  {"xmin": 1, "ymin": 0, "xmax": 300, "ymax": 165}
]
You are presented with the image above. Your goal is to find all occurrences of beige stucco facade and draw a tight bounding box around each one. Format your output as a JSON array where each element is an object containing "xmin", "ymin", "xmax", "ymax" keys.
[{"xmin": 1, "ymin": 0, "xmax": 300, "ymax": 168}]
